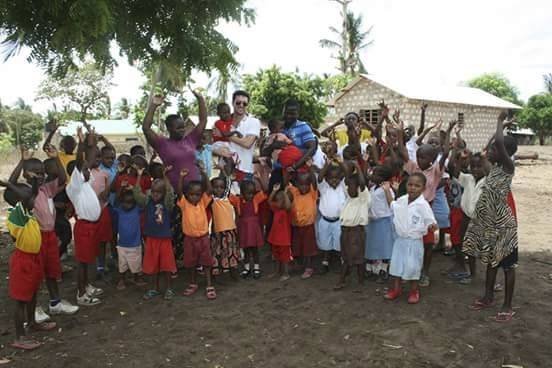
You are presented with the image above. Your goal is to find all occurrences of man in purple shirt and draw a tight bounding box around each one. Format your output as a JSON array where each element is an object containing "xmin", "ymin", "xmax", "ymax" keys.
[{"xmin": 142, "ymin": 90, "xmax": 207, "ymax": 189}]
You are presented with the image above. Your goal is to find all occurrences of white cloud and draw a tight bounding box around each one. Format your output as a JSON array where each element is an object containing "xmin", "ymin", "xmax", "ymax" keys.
[{"xmin": 0, "ymin": 0, "xmax": 550, "ymax": 114}]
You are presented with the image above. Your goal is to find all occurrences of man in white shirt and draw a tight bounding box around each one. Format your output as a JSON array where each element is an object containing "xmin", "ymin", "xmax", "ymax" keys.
[{"xmin": 226, "ymin": 90, "xmax": 261, "ymax": 182}]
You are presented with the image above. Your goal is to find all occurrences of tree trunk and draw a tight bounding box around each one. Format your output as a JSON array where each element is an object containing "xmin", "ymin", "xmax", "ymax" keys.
[{"xmin": 539, "ymin": 132, "xmax": 545, "ymax": 145}]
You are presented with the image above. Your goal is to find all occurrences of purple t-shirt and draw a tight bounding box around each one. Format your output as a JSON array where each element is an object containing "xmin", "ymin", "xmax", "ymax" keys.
[{"xmin": 155, "ymin": 129, "xmax": 201, "ymax": 189}]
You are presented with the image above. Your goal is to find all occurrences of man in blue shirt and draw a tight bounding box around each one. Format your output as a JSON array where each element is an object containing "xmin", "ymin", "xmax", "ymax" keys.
[{"xmin": 263, "ymin": 99, "xmax": 317, "ymax": 189}]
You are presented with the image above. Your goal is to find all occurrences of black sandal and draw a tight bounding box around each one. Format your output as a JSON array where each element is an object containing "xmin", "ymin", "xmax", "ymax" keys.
[
  {"xmin": 252, "ymin": 269, "xmax": 262, "ymax": 280},
  {"xmin": 240, "ymin": 269, "xmax": 251, "ymax": 279}
]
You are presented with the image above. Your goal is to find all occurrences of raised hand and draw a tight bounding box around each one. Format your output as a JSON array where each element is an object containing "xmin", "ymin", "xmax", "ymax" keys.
[
  {"xmin": 163, "ymin": 165, "xmax": 173, "ymax": 176},
  {"xmin": 44, "ymin": 144, "xmax": 59, "ymax": 158},
  {"xmin": 421, "ymin": 103, "xmax": 428, "ymax": 111},
  {"xmin": 117, "ymin": 161, "xmax": 126, "ymax": 173},
  {"xmin": 273, "ymin": 183, "xmax": 281, "ymax": 192},
  {"xmin": 76, "ymin": 126, "xmax": 85, "ymax": 143},
  {"xmin": 180, "ymin": 168, "xmax": 189, "ymax": 177},
  {"xmin": 382, "ymin": 181, "xmax": 391, "ymax": 191},
  {"xmin": 498, "ymin": 110, "xmax": 508, "ymax": 122},
  {"xmin": 151, "ymin": 93, "xmax": 164, "ymax": 107},
  {"xmin": 448, "ymin": 120, "xmax": 458, "ymax": 131}
]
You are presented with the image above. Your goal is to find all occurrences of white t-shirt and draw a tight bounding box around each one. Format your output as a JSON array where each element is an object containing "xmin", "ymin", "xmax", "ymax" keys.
[
  {"xmin": 340, "ymin": 187, "xmax": 371, "ymax": 227},
  {"xmin": 318, "ymin": 179, "xmax": 347, "ymax": 219},
  {"xmin": 406, "ymin": 137, "xmax": 418, "ymax": 162},
  {"xmin": 230, "ymin": 115, "xmax": 261, "ymax": 174},
  {"xmin": 66, "ymin": 168, "xmax": 101, "ymax": 222},
  {"xmin": 312, "ymin": 145, "xmax": 326, "ymax": 170},
  {"xmin": 369, "ymin": 186, "xmax": 394, "ymax": 219},
  {"xmin": 391, "ymin": 194, "xmax": 436, "ymax": 239},
  {"xmin": 459, "ymin": 172, "xmax": 486, "ymax": 218}
]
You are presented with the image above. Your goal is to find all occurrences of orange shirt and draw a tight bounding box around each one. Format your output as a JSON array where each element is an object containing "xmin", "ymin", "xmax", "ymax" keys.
[
  {"xmin": 211, "ymin": 198, "xmax": 236, "ymax": 233},
  {"xmin": 178, "ymin": 193, "xmax": 212, "ymax": 237},
  {"xmin": 229, "ymin": 192, "xmax": 267, "ymax": 217},
  {"xmin": 288, "ymin": 185, "xmax": 318, "ymax": 226}
]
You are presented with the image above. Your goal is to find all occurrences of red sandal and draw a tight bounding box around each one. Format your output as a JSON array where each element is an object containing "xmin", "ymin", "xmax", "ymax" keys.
[
  {"xmin": 183, "ymin": 284, "xmax": 199, "ymax": 296},
  {"xmin": 206, "ymin": 287, "xmax": 217, "ymax": 300},
  {"xmin": 469, "ymin": 298, "xmax": 496, "ymax": 311}
]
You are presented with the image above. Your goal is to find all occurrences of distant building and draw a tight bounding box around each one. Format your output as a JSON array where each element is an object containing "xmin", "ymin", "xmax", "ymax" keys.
[{"xmin": 328, "ymin": 74, "xmax": 522, "ymax": 150}]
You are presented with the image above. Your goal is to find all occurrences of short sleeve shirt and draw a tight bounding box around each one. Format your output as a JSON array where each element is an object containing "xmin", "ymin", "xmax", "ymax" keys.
[
  {"xmin": 283, "ymin": 120, "xmax": 315, "ymax": 152},
  {"xmin": 229, "ymin": 116, "xmax": 261, "ymax": 174},
  {"xmin": 155, "ymin": 129, "xmax": 201, "ymax": 189},
  {"xmin": 34, "ymin": 179, "xmax": 62, "ymax": 231},
  {"xmin": 211, "ymin": 198, "xmax": 236, "ymax": 233},
  {"xmin": 318, "ymin": 179, "xmax": 347, "ymax": 219},
  {"xmin": 288, "ymin": 186, "xmax": 318, "ymax": 226},
  {"xmin": 368, "ymin": 186, "xmax": 393, "ymax": 219},
  {"xmin": 177, "ymin": 193, "xmax": 212, "ymax": 237},
  {"xmin": 268, "ymin": 206, "xmax": 292, "ymax": 246},
  {"xmin": 113, "ymin": 206, "xmax": 142, "ymax": 247},
  {"xmin": 340, "ymin": 187, "xmax": 371, "ymax": 227},
  {"xmin": 391, "ymin": 194, "xmax": 436, "ymax": 239},
  {"xmin": 90, "ymin": 168, "xmax": 109, "ymax": 207}
]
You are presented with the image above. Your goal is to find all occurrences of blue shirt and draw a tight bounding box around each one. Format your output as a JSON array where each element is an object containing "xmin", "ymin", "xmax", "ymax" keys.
[
  {"xmin": 100, "ymin": 160, "xmax": 118, "ymax": 205},
  {"xmin": 195, "ymin": 145, "xmax": 212, "ymax": 178},
  {"xmin": 274, "ymin": 120, "xmax": 315, "ymax": 169},
  {"xmin": 143, "ymin": 200, "xmax": 172, "ymax": 238},
  {"xmin": 112, "ymin": 206, "xmax": 142, "ymax": 247}
]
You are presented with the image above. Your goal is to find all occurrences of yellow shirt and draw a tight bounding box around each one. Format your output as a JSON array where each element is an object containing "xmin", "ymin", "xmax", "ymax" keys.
[
  {"xmin": 335, "ymin": 129, "xmax": 372, "ymax": 147},
  {"xmin": 58, "ymin": 152, "xmax": 76, "ymax": 173}
]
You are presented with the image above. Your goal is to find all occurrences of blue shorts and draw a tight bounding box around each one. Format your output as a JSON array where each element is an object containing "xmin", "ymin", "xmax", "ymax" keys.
[{"xmin": 316, "ymin": 216, "xmax": 341, "ymax": 252}]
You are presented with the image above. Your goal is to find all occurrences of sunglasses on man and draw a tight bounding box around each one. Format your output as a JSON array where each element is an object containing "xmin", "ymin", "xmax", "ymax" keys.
[{"xmin": 235, "ymin": 101, "xmax": 248, "ymax": 107}]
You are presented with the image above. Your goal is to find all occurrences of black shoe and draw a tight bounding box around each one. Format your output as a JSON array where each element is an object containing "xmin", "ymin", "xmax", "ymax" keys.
[
  {"xmin": 240, "ymin": 269, "xmax": 251, "ymax": 279},
  {"xmin": 252, "ymin": 269, "xmax": 262, "ymax": 280}
]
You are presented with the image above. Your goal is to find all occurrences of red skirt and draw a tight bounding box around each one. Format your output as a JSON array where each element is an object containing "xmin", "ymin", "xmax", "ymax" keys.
[
  {"xmin": 40, "ymin": 230, "xmax": 61, "ymax": 279},
  {"xmin": 271, "ymin": 245, "xmax": 293, "ymax": 264},
  {"xmin": 9, "ymin": 249, "xmax": 43, "ymax": 302},
  {"xmin": 448, "ymin": 208, "xmax": 464, "ymax": 246},
  {"xmin": 143, "ymin": 237, "xmax": 177, "ymax": 274},
  {"xmin": 238, "ymin": 215, "xmax": 264, "ymax": 248},
  {"xmin": 74, "ymin": 219, "xmax": 99, "ymax": 264},
  {"xmin": 292, "ymin": 224, "xmax": 318, "ymax": 257},
  {"xmin": 97, "ymin": 206, "xmax": 113, "ymax": 242}
]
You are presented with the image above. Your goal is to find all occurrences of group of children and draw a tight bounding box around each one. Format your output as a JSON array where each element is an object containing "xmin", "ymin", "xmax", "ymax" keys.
[{"xmin": 2, "ymin": 99, "xmax": 520, "ymax": 350}]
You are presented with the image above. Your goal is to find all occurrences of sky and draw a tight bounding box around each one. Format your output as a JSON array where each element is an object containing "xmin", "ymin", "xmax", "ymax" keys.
[{"xmin": 0, "ymin": 0, "xmax": 551, "ymax": 115}]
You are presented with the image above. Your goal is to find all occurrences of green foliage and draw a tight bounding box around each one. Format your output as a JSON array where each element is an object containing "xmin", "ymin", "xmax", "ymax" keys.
[
  {"xmin": 0, "ymin": 133, "xmax": 11, "ymax": 153},
  {"xmin": 242, "ymin": 66, "xmax": 328, "ymax": 128},
  {"xmin": 1, "ymin": 108, "xmax": 44, "ymax": 150},
  {"xmin": 37, "ymin": 62, "xmax": 114, "ymax": 122},
  {"xmin": 518, "ymin": 93, "xmax": 552, "ymax": 145},
  {"xmin": 323, "ymin": 74, "xmax": 354, "ymax": 100},
  {"xmin": 114, "ymin": 98, "xmax": 131, "ymax": 119},
  {"xmin": 0, "ymin": 0, "xmax": 254, "ymax": 86},
  {"xmin": 467, "ymin": 73, "xmax": 523, "ymax": 106}
]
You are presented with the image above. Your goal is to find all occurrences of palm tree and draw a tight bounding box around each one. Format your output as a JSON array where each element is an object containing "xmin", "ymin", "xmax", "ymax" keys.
[
  {"xmin": 208, "ymin": 68, "xmax": 241, "ymax": 103},
  {"xmin": 544, "ymin": 73, "xmax": 552, "ymax": 94},
  {"xmin": 319, "ymin": 1, "xmax": 373, "ymax": 75}
]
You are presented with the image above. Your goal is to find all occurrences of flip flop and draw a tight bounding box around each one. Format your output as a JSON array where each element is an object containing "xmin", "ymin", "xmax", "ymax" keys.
[
  {"xmin": 469, "ymin": 298, "xmax": 496, "ymax": 311},
  {"xmin": 11, "ymin": 339, "xmax": 41, "ymax": 350},
  {"xmin": 143, "ymin": 289, "xmax": 161, "ymax": 300},
  {"xmin": 183, "ymin": 284, "xmax": 199, "ymax": 296},
  {"xmin": 206, "ymin": 287, "xmax": 217, "ymax": 300},
  {"xmin": 492, "ymin": 311, "xmax": 516, "ymax": 322},
  {"xmin": 31, "ymin": 321, "xmax": 57, "ymax": 331}
]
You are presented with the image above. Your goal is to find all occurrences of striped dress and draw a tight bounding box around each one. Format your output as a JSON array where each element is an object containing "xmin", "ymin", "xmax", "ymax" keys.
[{"xmin": 462, "ymin": 165, "xmax": 518, "ymax": 267}]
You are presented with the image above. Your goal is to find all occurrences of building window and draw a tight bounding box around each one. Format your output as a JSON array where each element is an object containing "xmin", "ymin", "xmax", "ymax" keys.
[
  {"xmin": 125, "ymin": 137, "xmax": 139, "ymax": 142},
  {"xmin": 359, "ymin": 109, "xmax": 380, "ymax": 125},
  {"xmin": 457, "ymin": 112, "xmax": 464, "ymax": 123}
]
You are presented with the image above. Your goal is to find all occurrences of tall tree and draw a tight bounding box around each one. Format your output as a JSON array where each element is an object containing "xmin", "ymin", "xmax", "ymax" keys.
[
  {"xmin": 519, "ymin": 93, "xmax": 552, "ymax": 145},
  {"xmin": 37, "ymin": 62, "xmax": 114, "ymax": 122},
  {"xmin": 115, "ymin": 98, "xmax": 131, "ymax": 119},
  {"xmin": 467, "ymin": 73, "xmax": 523, "ymax": 106},
  {"xmin": 208, "ymin": 69, "xmax": 241, "ymax": 103},
  {"xmin": 544, "ymin": 73, "xmax": 552, "ymax": 94},
  {"xmin": 0, "ymin": 1, "xmax": 254, "ymax": 86},
  {"xmin": 1, "ymin": 108, "xmax": 44, "ymax": 149},
  {"xmin": 242, "ymin": 66, "xmax": 328, "ymax": 127},
  {"xmin": 319, "ymin": 0, "xmax": 373, "ymax": 75}
]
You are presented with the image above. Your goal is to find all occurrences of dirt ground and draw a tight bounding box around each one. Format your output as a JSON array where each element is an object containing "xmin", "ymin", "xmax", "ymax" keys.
[{"xmin": 0, "ymin": 146, "xmax": 551, "ymax": 368}]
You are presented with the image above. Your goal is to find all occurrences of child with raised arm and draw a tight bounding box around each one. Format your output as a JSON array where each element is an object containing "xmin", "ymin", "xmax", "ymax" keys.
[
  {"xmin": 210, "ymin": 175, "xmax": 240, "ymax": 278},
  {"xmin": 230, "ymin": 180, "xmax": 267, "ymax": 279},
  {"xmin": 1, "ymin": 180, "xmax": 53, "ymax": 350},
  {"xmin": 178, "ymin": 169, "xmax": 216, "ymax": 299},
  {"xmin": 335, "ymin": 161, "xmax": 371, "ymax": 290},
  {"xmin": 400, "ymin": 121, "xmax": 456, "ymax": 287},
  {"xmin": 316, "ymin": 160, "xmax": 347, "ymax": 273},
  {"xmin": 267, "ymin": 183, "xmax": 293, "ymax": 281},
  {"xmin": 385, "ymin": 173, "xmax": 437, "ymax": 304},
  {"xmin": 66, "ymin": 127, "xmax": 103, "ymax": 306},
  {"xmin": 133, "ymin": 166, "xmax": 177, "ymax": 299},
  {"xmin": 463, "ymin": 112, "xmax": 519, "ymax": 322},
  {"xmin": 288, "ymin": 171, "xmax": 318, "ymax": 279},
  {"xmin": 365, "ymin": 165, "xmax": 395, "ymax": 282},
  {"xmin": 7, "ymin": 147, "xmax": 79, "ymax": 320}
]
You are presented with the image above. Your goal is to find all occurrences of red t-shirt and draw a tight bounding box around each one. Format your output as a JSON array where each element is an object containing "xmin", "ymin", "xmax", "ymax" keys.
[
  {"xmin": 268, "ymin": 204, "xmax": 291, "ymax": 246},
  {"xmin": 114, "ymin": 174, "xmax": 152, "ymax": 193},
  {"xmin": 213, "ymin": 119, "xmax": 234, "ymax": 143}
]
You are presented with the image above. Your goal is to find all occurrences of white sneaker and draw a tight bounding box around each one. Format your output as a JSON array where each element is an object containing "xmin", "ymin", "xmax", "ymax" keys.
[
  {"xmin": 49, "ymin": 299, "xmax": 79, "ymax": 315},
  {"xmin": 35, "ymin": 306, "xmax": 51, "ymax": 323},
  {"xmin": 76, "ymin": 292, "xmax": 102, "ymax": 306},
  {"xmin": 86, "ymin": 284, "xmax": 104, "ymax": 297}
]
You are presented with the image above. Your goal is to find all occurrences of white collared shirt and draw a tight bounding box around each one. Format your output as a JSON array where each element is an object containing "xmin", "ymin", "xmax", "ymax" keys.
[
  {"xmin": 391, "ymin": 194, "xmax": 436, "ymax": 239},
  {"xmin": 318, "ymin": 179, "xmax": 347, "ymax": 219},
  {"xmin": 459, "ymin": 172, "xmax": 486, "ymax": 218},
  {"xmin": 229, "ymin": 115, "xmax": 261, "ymax": 174},
  {"xmin": 369, "ymin": 185, "xmax": 394, "ymax": 219}
]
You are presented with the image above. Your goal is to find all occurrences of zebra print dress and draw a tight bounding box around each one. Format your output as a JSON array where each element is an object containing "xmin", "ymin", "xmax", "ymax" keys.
[{"xmin": 462, "ymin": 165, "xmax": 518, "ymax": 267}]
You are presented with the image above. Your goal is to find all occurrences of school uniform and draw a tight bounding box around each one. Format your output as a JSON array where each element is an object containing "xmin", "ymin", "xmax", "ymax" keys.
[
  {"xmin": 289, "ymin": 185, "xmax": 318, "ymax": 258},
  {"xmin": 316, "ymin": 179, "xmax": 347, "ymax": 252},
  {"xmin": 340, "ymin": 188, "xmax": 371, "ymax": 266},
  {"xmin": 389, "ymin": 195, "xmax": 436, "ymax": 280},
  {"xmin": 365, "ymin": 186, "xmax": 394, "ymax": 261},
  {"xmin": 178, "ymin": 194, "xmax": 214, "ymax": 268}
]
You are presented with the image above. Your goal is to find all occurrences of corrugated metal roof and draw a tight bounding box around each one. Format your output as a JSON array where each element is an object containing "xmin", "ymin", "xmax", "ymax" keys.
[{"xmin": 329, "ymin": 74, "xmax": 522, "ymax": 110}]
